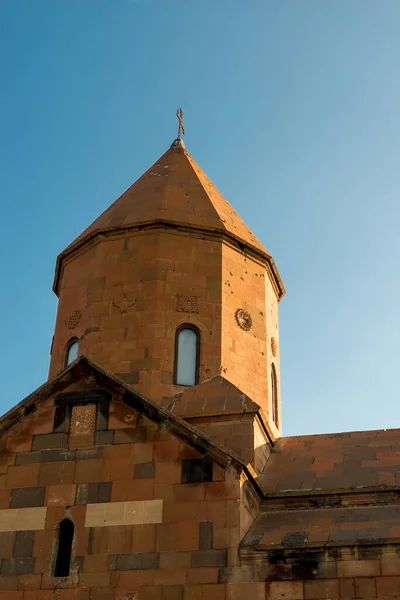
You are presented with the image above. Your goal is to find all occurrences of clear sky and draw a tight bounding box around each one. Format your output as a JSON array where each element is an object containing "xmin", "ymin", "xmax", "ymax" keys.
[{"xmin": 1, "ymin": 1, "xmax": 400, "ymax": 437}]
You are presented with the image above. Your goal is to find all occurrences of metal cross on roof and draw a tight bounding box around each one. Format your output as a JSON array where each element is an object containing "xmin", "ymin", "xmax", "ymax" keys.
[{"xmin": 176, "ymin": 108, "xmax": 185, "ymax": 139}]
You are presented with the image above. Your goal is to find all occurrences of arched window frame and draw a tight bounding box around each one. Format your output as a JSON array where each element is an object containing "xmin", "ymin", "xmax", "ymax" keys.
[
  {"xmin": 53, "ymin": 518, "xmax": 74, "ymax": 577},
  {"xmin": 173, "ymin": 324, "xmax": 200, "ymax": 386},
  {"xmin": 271, "ymin": 362, "xmax": 279, "ymax": 427},
  {"xmin": 65, "ymin": 338, "xmax": 80, "ymax": 367}
]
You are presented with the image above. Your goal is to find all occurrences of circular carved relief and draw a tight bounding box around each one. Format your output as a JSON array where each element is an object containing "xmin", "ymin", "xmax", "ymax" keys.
[
  {"xmin": 66, "ymin": 310, "xmax": 81, "ymax": 330},
  {"xmin": 235, "ymin": 308, "xmax": 253, "ymax": 331},
  {"xmin": 271, "ymin": 337, "xmax": 277, "ymax": 357}
]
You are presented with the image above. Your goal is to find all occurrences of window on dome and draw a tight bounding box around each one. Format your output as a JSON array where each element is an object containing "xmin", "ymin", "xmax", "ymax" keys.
[
  {"xmin": 174, "ymin": 325, "xmax": 200, "ymax": 386},
  {"xmin": 271, "ymin": 363, "xmax": 278, "ymax": 426},
  {"xmin": 65, "ymin": 339, "xmax": 79, "ymax": 366}
]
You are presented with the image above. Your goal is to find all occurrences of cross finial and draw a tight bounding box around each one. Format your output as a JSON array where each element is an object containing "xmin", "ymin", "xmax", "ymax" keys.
[{"xmin": 176, "ymin": 108, "xmax": 185, "ymax": 139}]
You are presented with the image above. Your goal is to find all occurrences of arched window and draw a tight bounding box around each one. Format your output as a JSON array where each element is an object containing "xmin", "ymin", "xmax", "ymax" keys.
[
  {"xmin": 65, "ymin": 338, "xmax": 79, "ymax": 366},
  {"xmin": 54, "ymin": 519, "xmax": 74, "ymax": 577},
  {"xmin": 174, "ymin": 325, "xmax": 200, "ymax": 386},
  {"xmin": 271, "ymin": 363, "xmax": 278, "ymax": 426}
]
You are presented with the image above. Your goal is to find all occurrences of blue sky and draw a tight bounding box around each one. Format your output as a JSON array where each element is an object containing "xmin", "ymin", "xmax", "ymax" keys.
[{"xmin": 1, "ymin": 1, "xmax": 400, "ymax": 436}]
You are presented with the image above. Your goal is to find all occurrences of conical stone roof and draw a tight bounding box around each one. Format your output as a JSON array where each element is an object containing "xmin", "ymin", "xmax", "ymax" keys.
[
  {"xmin": 54, "ymin": 140, "xmax": 284, "ymax": 298},
  {"xmin": 68, "ymin": 140, "xmax": 269, "ymax": 256}
]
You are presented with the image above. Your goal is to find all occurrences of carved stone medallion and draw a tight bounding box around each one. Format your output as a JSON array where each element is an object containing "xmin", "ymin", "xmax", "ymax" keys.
[
  {"xmin": 235, "ymin": 308, "xmax": 253, "ymax": 331},
  {"xmin": 271, "ymin": 337, "xmax": 277, "ymax": 357},
  {"xmin": 66, "ymin": 310, "xmax": 81, "ymax": 330},
  {"xmin": 70, "ymin": 404, "xmax": 97, "ymax": 436},
  {"xmin": 113, "ymin": 294, "xmax": 137, "ymax": 314},
  {"xmin": 176, "ymin": 294, "xmax": 200, "ymax": 314}
]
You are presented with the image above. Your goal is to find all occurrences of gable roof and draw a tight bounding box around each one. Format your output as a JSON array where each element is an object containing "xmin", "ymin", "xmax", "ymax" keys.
[{"xmin": 0, "ymin": 356, "xmax": 261, "ymax": 495}]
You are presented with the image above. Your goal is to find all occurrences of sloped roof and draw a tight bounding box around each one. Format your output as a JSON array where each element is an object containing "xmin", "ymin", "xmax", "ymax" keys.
[
  {"xmin": 0, "ymin": 356, "xmax": 260, "ymax": 492},
  {"xmin": 241, "ymin": 504, "xmax": 400, "ymax": 553},
  {"xmin": 241, "ymin": 429, "xmax": 400, "ymax": 554},
  {"xmin": 259, "ymin": 429, "xmax": 400, "ymax": 495},
  {"xmin": 168, "ymin": 375, "xmax": 261, "ymax": 419},
  {"xmin": 66, "ymin": 141, "xmax": 269, "ymax": 256}
]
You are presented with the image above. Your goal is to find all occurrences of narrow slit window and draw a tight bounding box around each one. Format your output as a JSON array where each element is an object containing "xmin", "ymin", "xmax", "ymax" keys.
[
  {"xmin": 271, "ymin": 363, "xmax": 278, "ymax": 426},
  {"xmin": 175, "ymin": 326, "xmax": 199, "ymax": 386},
  {"xmin": 54, "ymin": 519, "xmax": 74, "ymax": 577},
  {"xmin": 65, "ymin": 339, "xmax": 79, "ymax": 366}
]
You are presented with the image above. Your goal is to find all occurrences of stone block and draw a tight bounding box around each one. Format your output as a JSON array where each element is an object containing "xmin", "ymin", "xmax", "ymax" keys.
[
  {"xmin": 95, "ymin": 431, "xmax": 115, "ymax": 446},
  {"xmin": 85, "ymin": 499, "xmax": 163, "ymax": 527},
  {"xmin": 14, "ymin": 531, "xmax": 34, "ymax": 557},
  {"xmin": 39, "ymin": 461, "xmax": 75, "ymax": 485},
  {"xmin": 0, "ymin": 507, "xmax": 46, "ymax": 532},
  {"xmin": 1, "ymin": 557, "xmax": 35, "ymax": 575},
  {"xmin": 113, "ymin": 552, "xmax": 160, "ymax": 570},
  {"xmin": 199, "ymin": 521, "xmax": 213, "ymax": 550},
  {"xmin": 266, "ymin": 581, "xmax": 304, "ymax": 600},
  {"xmin": 114, "ymin": 427, "xmax": 147, "ymax": 444},
  {"xmin": 181, "ymin": 458, "xmax": 213, "ymax": 484},
  {"xmin": 10, "ymin": 487, "xmax": 45, "ymax": 508},
  {"xmin": 32, "ymin": 433, "xmax": 68, "ymax": 451},
  {"xmin": 191, "ymin": 549, "xmax": 227, "ymax": 568},
  {"xmin": 337, "ymin": 559, "xmax": 380, "ymax": 578},
  {"xmin": 135, "ymin": 462, "xmax": 155, "ymax": 479}
]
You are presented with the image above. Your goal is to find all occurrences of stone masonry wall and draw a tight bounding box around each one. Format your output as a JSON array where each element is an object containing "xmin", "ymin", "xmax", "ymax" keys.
[{"xmin": 0, "ymin": 391, "xmax": 262, "ymax": 600}]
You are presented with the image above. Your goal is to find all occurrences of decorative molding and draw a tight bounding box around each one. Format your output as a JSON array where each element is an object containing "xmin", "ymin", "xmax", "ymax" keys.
[
  {"xmin": 66, "ymin": 310, "xmax": 81, "ymax": 330},
  {"xmin": 271, "ymin": 337, "xmax": 277, "ymax": 357},
  {"xmin": 235, "ymin": 308, "xmax": 253, "ymax": 331},
  {"xmin": 113, "ymin": 294, "xmax": 137, "ymax": 314},
  {"xmin": 70, "ymin": 404, "xmax": 97, "ymax": 436},
  {"xmin": 176, "ymin": 294, "xmax": 200, "ymax": 314}
]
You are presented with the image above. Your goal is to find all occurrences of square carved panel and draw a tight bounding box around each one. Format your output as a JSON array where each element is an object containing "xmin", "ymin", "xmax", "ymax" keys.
[{"xmin": 70, "ymin": 404, "xmax": 97, "ymax": 436}]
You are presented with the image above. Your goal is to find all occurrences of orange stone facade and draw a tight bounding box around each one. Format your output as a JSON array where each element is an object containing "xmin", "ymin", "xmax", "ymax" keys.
[
  {"xmin": 1, "ymin": 138, "xmax": 400, "ymax": 600},
  {"xmin": 49, "ymin": 141, "xmax": 283, "ymax": 436}
]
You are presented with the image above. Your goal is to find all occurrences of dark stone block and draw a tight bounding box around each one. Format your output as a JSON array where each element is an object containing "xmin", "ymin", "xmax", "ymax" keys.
[
  {"xmin": 282, "ymin": 532, "xmax": 309, "ymax": 547},
  {"xmin": 10, "ymin": 487, "xmax": 45, "ymax": 508},
  {"xmin": 1, "ymin": 558, "xmax": 35, "ymax": 575},
  {"xmin": 40, "ymin": 449, "xmax": 75, "ymax": 462},
  {"xmin": 32, "ymin": 433, "xmax": 68, "ymax": 451},
  {"xmin": 114, "ymin": 553, "xmax": 159, "ymax": 570},
  {"xmin": 117, "ymin": 372, "xmax": 140, "ymax": 385},
  {"xmin": 87, "ymin": 528, "xmax": 94, "ymax": 555},
  {"xmin": 191, "ymin": 549, "xmax": 227, "ymax": 568},
  {"xmin": 97, "ymin": 482, "xmax": 112, "ymax": 503},
  {"xmin": 199, "ymin": 522, "xmax": 213, "ymax": 550},
  {"xmin": 75, "ymin": 447, "xmax": 103, "ymax": 461},
  {"xmin": 15, "ymin": 452, "xmax": 42, "ymax": 465},
  {"xmin": 114, "ymin": 428, "xmax": 147, "ymax": 444},
  {"xmin": 181, "ymin": 458, "xmax": 213, "ymax": 484},
  {"xmin": 97, "ymin": 400, "xmax": 110, "ymax": 432},
  {"xmin": 134, "ymin": 462, "xmax": 155, "ymax": 480},
  {"xmin": 14, "ymin": 531, "xmax": 34, "ymax": 558},
  {"xmin": 73, "ymin": 555, "xmax": 84, "ymax": 572},
  {"xmin": 75, "ymin": 484, "xmax": 89, "ymax": 505},
  {"xmin": 95, "ymin": 430, "xmax": 114, "ymax": 446},
  {"xmin": 85, "ymin": 482, "xmax": 112, "ymax": 504}
]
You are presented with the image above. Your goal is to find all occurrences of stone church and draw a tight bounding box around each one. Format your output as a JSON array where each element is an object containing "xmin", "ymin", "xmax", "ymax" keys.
[{"xmin": 1, "ymin": 132, "xmax": 399, "ymax": 600}]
